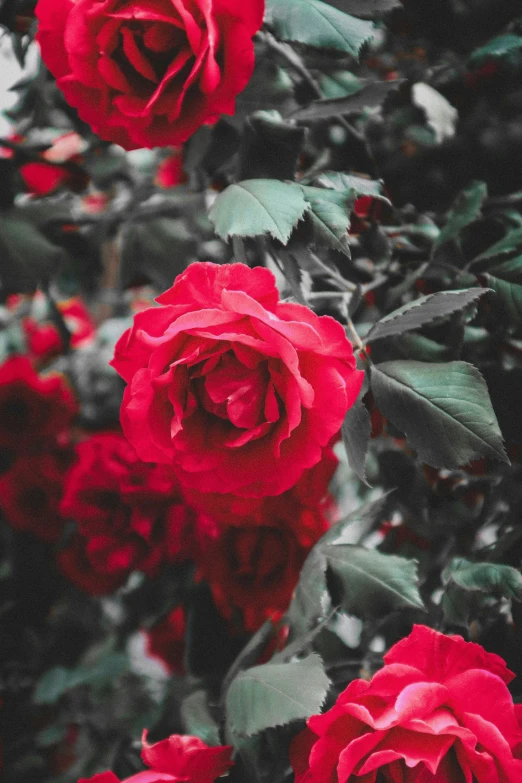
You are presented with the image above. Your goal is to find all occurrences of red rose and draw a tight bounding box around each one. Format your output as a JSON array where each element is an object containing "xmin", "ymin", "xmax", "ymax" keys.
[
  {"xmin": 145, "ymin": 606, "xmax": 186, "ymax": 675},
  {"xmin": 0, "ymin": 448, "xmax": 72, "ymax": 542},
  {"xmin": 290, "ymin": 624, "xmax": 522, "ymax": 783},
  {"xmin": 0, "ymin": 356, "xmax": 77, "ymax": 454},
  {"xmin": 190, "ymin": 453, "xmax": 337, "ymax": 631},
  {"xmin": 23, "ymin": 295, "xmax": 96, "ymax": 361},
  {"xmin": 111, "ymin": 262, "xmax": 363, "ymax": 497},
  {"xmin": 156, "ymin": 148, "xmax": 187, "ymax": 188},
  {"xmin": 59, "ymin": 432, "xmax": 196, "ymax": 593},
  {"xmin": 20, "ymin": 132, "xmax": 87, "ymax": 196},
  {"xmin": 35, "ymin": 0, "xmax": 265, "ymax": 151},
  {"xmin": 79, "ymin": 731, "xmax": 233, "ymax": 783}
]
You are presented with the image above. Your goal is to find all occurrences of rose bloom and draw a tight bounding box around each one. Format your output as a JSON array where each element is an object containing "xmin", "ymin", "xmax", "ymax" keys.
[
  {"xmin": 23, "ymin": 295, "xmax": 97, "ymax": 360},
  {"xmin": 80, "ymin": 731, "xmax": 233, "ymax": 783},
  {"xmin": 189, "ymin": 450, "xmax": 337, "ymax": 631},
  {"xmin": 0, "ymin": 447, "xmax": 72, "ymax": 542},
  {"xmin": 20, "ymin": 132, "xmax": 88, "ymax": 196},
  {"xmin": 290, "ymin": 625, "xmax": 522, "ymax": 783},
  {"xmin": 0, "ymin": 356, "xmax": 77, "ymax": 454},
  {"xmin": 59, "ymin": 432, "xmax": 196, "ymax": 594},
  {"xmin": 111, "ymin": 262, "xmax": 363, "ymax": 497},
  {"xmin": 35, "ymin": 0, "xmax": 265, "ymax": 150}
]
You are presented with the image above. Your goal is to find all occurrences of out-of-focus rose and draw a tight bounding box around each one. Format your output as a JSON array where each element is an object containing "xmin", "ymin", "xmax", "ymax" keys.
[
  {"xmin": 111, "ymin": 262, "xmax": 363, "ymax": 497},
  {"xmin": 23, "ymin": 295, "xmax": 96, "ymax": 360},
  {"xmin": 156, "ymin": 148, "xmax": 187, "ymax": 188},
  {"xmin": 0, "ymin": 447, "xmax": 72, "ymax": 542},
  {"xmin": 59, "ymin": 432, "xmax": 196, "ymax": 593},
  {"xmin": 79, "ymin": 730, "xmax": 233, "ymax": 783},
  {"xmin": 0, "ymin": 356, "xmax": 77, "ymax": 454},
  {"xmin": 290, "ymin": 625, "xmax": 522, "ymax": 783},
  {"xmin": 189, "ymin": 450, "xmax": 338, "ymax": 631},
  {"xmin": 35, "ymin": 0, "xmax": 265, "ymax": 150},
  {"xmin": 19, "ymin": 132, "xmax": 88, "ymax": 196}
]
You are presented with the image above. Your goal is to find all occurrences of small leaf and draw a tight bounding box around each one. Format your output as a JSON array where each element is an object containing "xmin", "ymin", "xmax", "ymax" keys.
[
  {"xmin": 371, "ymin": 360, "xmax": 508, "ymax": 469},
  {"xmin": 469, "ymin": 34, "xmax": 522, "ymax": 68},
  {"xmin": 318, "ymin": 71, "xmax": 363, "ymax": 99},
  {"xmin": 225, "ymin": 654, "xmax": 330, "ymax": 738},
  {"xmin": 342, "ymin": 397, "xmax": 371, "ymax": 484},
  {"xmin": 181, "ymin": 690, "xmax": 221, "ymax": 746},
  {"xmin": 265, "ymin": 0, "xmax": 375, "ymax": 56},
  {"xmin": 33, "ymin": 667, "xmax": 70, "ymax": 705},
  {"xmin": 317, "ymin": 171, "xmax": 385, "ymax": 198},
  {"xmin": 366, "ymin": 288, "xmax": 487, "ymax": 343},
  {"xmin": 434, "ymin": 181, "xmax": 487, "ymax": 250},
  {"xmin": 300, "ymin": 185, "xmax": 353, "ymax": 255},
  {"xmin": 0, "ymin": 215, "xmax": 66, "ymax": 296},
  {"xmin": 325, "ymin": 545, "xmax": 425, "ymax": 616},
  {"xmin": 209, "ymin": 180, "xmax": 309, "ymax": 244},
  {"xmin": 442, "ymin": 558, "xmax": 522, "ymax": 627},
  {"xmin": 473, "ymin": 226, "xmax": 522, "ymax": 263},
  {"xmin": 289, "ymin": 80, "xmax": 404, "ymax": 122}
]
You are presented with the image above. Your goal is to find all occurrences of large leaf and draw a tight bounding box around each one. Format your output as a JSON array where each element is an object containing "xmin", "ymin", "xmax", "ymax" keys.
[
  {"xmin": 365, "ymin": 288, "xmax": 487, "ymax": 343},
  {"xmin": 323, "ymin": 0, "xmax": 401, "ymax": 17},
  {"xmin": 442, "ymin": 558, "xmax": 522, "ymax": 626},
  {"xmin": 225, "ymin": 654, "xmax": 329, "ymax": 738},
  {"xmin": 289, "ymin": 80, "xmax": 404, "ymax": 122},
  {"xmin": 300, "ymin": 185, "xmax": 353, "ymax": 255},
  {"xmin": 370, "ymin": 361, "xmax": 508, "ymax": 469},
  {"xmin": 181, "ymin": 690, "xmax": 221, "ymax": 746},
  {"xmin": 469, "ymin": 34, "xmax": 522, "ymax": 68},
  {"xmin": 0, "ymin": 215, "xmax": 66, "ymax": 296},
  {"xmin": 120, "ymin": 216, "xmax": 195, "ymax": 290},
  {"xmin": 324, "ymin": 545, "xmax": 425, "ymax": 616},
  {"xmin": 287, "ymin": 496, "xmax": 421, "ymax": 634},
  {"xmin": 482, "ymin": 255, "xmax": 522, "ymax": 326},
  {"xmin": 265, "ymin": 0, "xmax": 375, "ymax": 56},
  {"xmin": 434, "ymin": 181, "xmax": 487, "ymax": 250},
  {"xmin": 209, "ymin": 180, "xmax": 309, "ymax": 244},
  {"xmin": 319, "ymin": 71, "xmax": 363, "ymax": 99},
  {"xmin": 342, "ymin": 397, "xmax": 371, "ymax": 484}
]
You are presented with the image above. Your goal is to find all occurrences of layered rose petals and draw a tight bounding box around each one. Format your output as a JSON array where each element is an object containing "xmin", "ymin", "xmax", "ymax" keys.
[
  {"xmin": 35, "ymin": 0, "xmax": 265, "ymax": 150},
  {"xmin": 59, "ymin": 432, "xmax": 197, "ymax": 593},
  {"xmin": 79, "ymin": 731, "xmax": 233, "ymax": 783},
  {"xmin": 111, "ymin": 263, "xmax": 364, "ymax": 497},
  {"xmin": 290, "ymin": 625, "xmax": 522, "ymax": 783}
]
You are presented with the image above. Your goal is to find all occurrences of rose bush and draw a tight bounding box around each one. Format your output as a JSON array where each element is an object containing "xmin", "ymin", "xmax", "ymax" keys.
[
  {"xmin": 111, "ymin": 262, "xmax": 363, "ymax": 497},
  {"xmin": 80, "ymin": 731, "xmax": 233, "ymax": 783},
  {"xmin": 59, "ymin": 432, "xmax": 197, "ymax": 593},
  {"xmin": 35, "ymin": 0, "xmax": 265, "ymax": 150},
  {"xmin": 290, "ymin": 625, "xmax": 522, "ymax": 783}
]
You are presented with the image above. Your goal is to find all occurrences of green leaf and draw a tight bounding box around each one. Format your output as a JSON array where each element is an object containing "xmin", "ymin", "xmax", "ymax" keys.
[
  {"xmin": 209, "ymin": 180, "xmax": 309, "ymax": 244},
  {"xmin": 473, "ymin": 226, "xmax": 522, "ymax": 263},
  {"xmin": 287, "ymin": 496, "xmax": 421, "ymax": 633},
  {"xmin": 325, "ymin": 545, "xmax": 425, "ymax": 616},
  {"xmin": 469, "ymin": 34, "xmax": 522, "ymax": 68},
  {"xmin": 365, "ymin": 288, "xmax": 487, "ymax": 343},
  {"xmin": 434, "ymin": 181, "xmax": 487, "ymax": 250},
  {"xmin": 370, "ymin": 360, "xmax": 508, "ymax": 469},
  {"xmin": 300, "ymin": 185, "xmax": 353, "ymax": 255},
  {"xmin": 289, "ymin": 80, "xmax": 404, "ymax": 122},
  {"xmin": 482, "ymin": 254, "xmax": 522, "ymax": 326},
  {"xmin": 33, "ymin": 667, "xmax": 70, "ymax": 705},
  {"xmin": 318, "ymin": 71, "xmax": 363, "ymax": 99},
  {"xmin": 442, "ymin": 558, "xmax": 522, "ymax": 626},
  {"xmin": 325, "ymin": 0, "xmax": 401, "ymax": 16},
  {"xmin": 317, "ymin": 171, "xmax": 385, "ymax": 198},
  {"xmin": 181, "ymin": 690, "xmax": 221, "ymax": 746},
  {"xmin": 0, "ymin": 215, "xmax": 66, "ymax": 296},
  {"xmin": 265, "ymin": 0, "xmax": 375, "ymax": 56},
  {"xmin": 342, "ymin": 397, "xmax": 371, "ymax": 484},
  {"xmin": 225, "ymin": 654, "xmax": 329, "ymax": 738},
  {"xmin": 120, "ymin": 216, "xmax": 195, "ymax": 290}
]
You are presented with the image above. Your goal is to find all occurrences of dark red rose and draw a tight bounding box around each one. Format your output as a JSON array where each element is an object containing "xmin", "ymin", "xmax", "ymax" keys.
[
  {"xmin": 80, "ymin": 731, "xmax": 233, "ymax": 783},
  {"xmin": 0, "ymin": 356, "xmax": 77, "ymax": 454},
  {"xmin": 20, "ymin": 132, "xmax": 87, "ymax": 196},
  {"xmin": 145, "ymin": 606, "xmax": 186, "ymax": 675},
  {"xmin": 111, "ymin": 262, "xmax": 363, "ymax": 497},
  {"xmin": 59, "ymin": 432, "xmax": 196, "ymax": 593},
  {"xmin": 290, "ymin": 625, "xmax": 522, "ymax": 783},
  {"xmin": 0, "ymin": 447, "xmax": 72, "ymax": 542},
  {"xmin": 190, "ymin": 452, "xmax": 337, "ymax": 631},
  {"xmin": 35, "ymin": 0, "xmax": 265, "ymax": 151}
]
